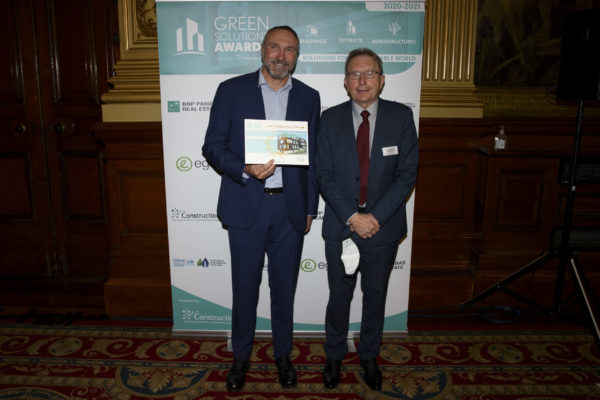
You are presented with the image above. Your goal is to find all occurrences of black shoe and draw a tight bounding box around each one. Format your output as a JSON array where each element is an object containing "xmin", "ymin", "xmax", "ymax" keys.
[
  {"xmin": 360, "ymin": 358, "xmax": 382, "ymax": 391},
  {"xmin": 226, "ymin": 359, "xmax": 250, "ymax": 392},
  {"xmin": 322, "ymin": 358, "xmax": 342, "ymax": 389},
  {"xmin": 275, "ymin": 355, "xmax": 297, "ymax": 388}
]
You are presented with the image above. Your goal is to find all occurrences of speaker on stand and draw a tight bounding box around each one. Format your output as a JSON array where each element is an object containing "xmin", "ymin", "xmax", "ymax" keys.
[
  {"xmin": 460, "ymin": 8, "xmax": 600, "ymax": 347},
  {"xmin": 556, "ymin": 8, "xmax": 600, "ymax": 101}
]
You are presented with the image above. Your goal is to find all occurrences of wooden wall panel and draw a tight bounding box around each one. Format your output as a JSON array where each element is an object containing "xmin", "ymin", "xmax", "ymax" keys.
[
  {"xmin": 0, "ymin": 0, "xmax": 23, "ymax": 105},
  {"xmin": 416, "ymin": 163, "xmax": 467, "ymax": 222},
  {"xmin": 60, "ymin": 154, "xmax": 105, "ymax": 221},
  {"xmin": 0, "ymin": 0, "xmax": 55, "ymax": 284},
  {"xmin": 0, "ymin": 0, "xmax": 118, "ymax": 312},
  {"xmin": 411, "ymin": 117, "xmax": 600, "ymax": 313},
  {"xmin": 38, "ymin": 0, "xmax": 114, "ymax": 303},
  {"xmin": 94, "ymin": 118, "xmax": 600, "ymax": 317},
  {"xmin": 119, "ymin": 171, "xmax": 167, "ymax": 234},
  {"xmin": 412, "ymin": 154, "xmax": 478, "ymax": 265},
  {"xmin": 65, "ymin": 223, "xmax": 109, "ymax": 278},
  {"xmin": 95, "ymin": 122, "xmax": 171, "ymax": 317},
  {"xmin": 559, "ymin": 193, "xmax": 600, "ymax": 225},
  {"xmin": 410, "ymin": 120, "xmax": 484, "ymax": 307},
  {"xmin": 108, "ymin": 161, "xmax": 168, "ymax": 243},
  {"xmin": 494, "ymin": 169, "xmax": 548, "ymax": 230},
  {"xmin": 48, "ymin": 0, "xmax": 98, "ymax": 104},
  {"xmin": 476, "ymin": 157, "xmax": 561, "ymax": 259},
  {"xmin": 0, "ymin": 156, "xmax": 32, "ymax": 218}
]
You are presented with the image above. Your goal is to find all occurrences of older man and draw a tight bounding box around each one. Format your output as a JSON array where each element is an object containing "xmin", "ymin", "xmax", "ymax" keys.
[{"xmin": 315, "ymin": 48, "xmax": 418, "ymax": 391}]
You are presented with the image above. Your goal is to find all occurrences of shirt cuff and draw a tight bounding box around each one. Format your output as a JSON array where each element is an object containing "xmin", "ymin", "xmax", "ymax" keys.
[{"xmin": 346, "ymin": 212, "xmax": 358, "ymax": 225}]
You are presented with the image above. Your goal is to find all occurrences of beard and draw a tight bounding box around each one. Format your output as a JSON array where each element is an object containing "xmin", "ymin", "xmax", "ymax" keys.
[{"xmin": 262, "ymin": 57, "xmax": 295, "ymax": 80}]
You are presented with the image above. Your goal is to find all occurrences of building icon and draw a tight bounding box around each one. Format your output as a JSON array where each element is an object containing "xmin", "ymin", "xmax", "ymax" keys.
[
  {"xmin": 176, "ymin": 18, "xmax": 204, "ymax": 54},
  {"xmin": 346, "ymin": 21, "xmax": 356, "ymax": 36},
  {"xmin": 307, "ymin": 25, "xmax": 318, "ymax": 36}
]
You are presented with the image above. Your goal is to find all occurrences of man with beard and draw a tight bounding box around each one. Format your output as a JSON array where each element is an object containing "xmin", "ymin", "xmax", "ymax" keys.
[{"xmin": 202, "ymin": 26, "xmax": 320, "ymax": 392}]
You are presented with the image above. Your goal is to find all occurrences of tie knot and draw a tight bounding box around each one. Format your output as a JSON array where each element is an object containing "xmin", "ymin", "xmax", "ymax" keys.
[{"xmin": 361, "ymin": 110, "xmax": 370, "ymax": 120}]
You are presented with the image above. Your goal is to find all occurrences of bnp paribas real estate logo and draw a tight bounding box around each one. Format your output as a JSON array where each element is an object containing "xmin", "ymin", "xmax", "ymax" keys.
[
  {"xmin": 168, "ymin": 101, "xmax": 180, "ymax": 113},
  {"xmin": 176, "ymin": 17, "xmax": 206, "ymax": 55}
]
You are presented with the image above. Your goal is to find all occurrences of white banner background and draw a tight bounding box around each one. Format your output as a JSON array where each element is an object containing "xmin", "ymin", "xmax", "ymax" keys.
[{"xmin": 156, "ymin": 0, "xmax": 425, "ymax": 333}]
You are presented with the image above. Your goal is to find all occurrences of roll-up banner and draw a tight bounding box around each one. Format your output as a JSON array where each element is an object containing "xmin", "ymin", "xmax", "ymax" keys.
[{"xmin": 156, "ymin": 0, "xmax": 425, "ymax": 334}]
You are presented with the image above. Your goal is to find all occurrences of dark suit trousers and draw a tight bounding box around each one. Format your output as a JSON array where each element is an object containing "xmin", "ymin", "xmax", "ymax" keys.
[
  {"xmin": 324, "ymin": 237, "xmax": 398, "ymax": 360},
  {"xmin": 228, "ymin": 193, "xmax": 304, "ymax": 361}
]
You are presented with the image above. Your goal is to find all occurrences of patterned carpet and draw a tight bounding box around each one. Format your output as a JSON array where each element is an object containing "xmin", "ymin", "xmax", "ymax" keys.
[{"xmin": 1, "ymin": 321, "xmax": 600, "ymax": 400}]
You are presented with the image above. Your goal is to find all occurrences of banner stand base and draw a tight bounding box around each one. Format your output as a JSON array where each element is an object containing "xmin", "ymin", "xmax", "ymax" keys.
[
  {"xmin": 347, "ymin": 338, "xmax": 356, "ymax": 353},
  {"xmin": 225, "ymin": 336, "xmax": 355, "ymax": 353}
]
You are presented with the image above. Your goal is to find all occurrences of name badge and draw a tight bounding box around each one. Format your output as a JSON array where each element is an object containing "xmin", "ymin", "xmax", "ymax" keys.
[{"xmin": 382, "ymin": 146, "xmax": 398, "ymax": 156}]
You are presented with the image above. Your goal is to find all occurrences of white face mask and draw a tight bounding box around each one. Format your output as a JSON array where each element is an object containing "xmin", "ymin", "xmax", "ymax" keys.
[{"xmin": 341, "ymin": 238, "xmax": 360, "ymax": 276}]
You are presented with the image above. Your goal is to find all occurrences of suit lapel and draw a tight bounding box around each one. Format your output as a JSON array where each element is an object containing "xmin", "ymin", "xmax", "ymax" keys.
[
  {"xmin": 370, "ymin": 99, "xmax": 388, "ymax": 170},
  {"xmin": 339, "ymin": 102, "xmax": 359, "ymax": 169},
  {"xmin": 285, "ymin": 81, "xmax": 297, "ymax": 121},
  {"xmin": 248, "ymin": 70, "xmax": 266, "ymax": 119}
]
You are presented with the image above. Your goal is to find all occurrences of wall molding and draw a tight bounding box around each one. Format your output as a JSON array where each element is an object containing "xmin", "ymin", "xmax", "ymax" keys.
[{"xmin": 102, "ymin": 0, "xmax": 598, "ymax": 121}]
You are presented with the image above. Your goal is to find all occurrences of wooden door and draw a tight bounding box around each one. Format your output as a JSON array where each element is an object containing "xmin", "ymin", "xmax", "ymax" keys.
[{"xmin": 0, "ymin": 0, "xmax": 117, "ymax": 310}]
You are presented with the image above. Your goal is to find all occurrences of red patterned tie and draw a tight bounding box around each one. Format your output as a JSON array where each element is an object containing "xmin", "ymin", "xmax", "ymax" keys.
[{"xmin": 357, "ymin": 110, "xmax": 370, "ymax": 205}]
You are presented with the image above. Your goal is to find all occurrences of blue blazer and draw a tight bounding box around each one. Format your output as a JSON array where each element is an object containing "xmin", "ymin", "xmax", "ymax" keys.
[
  {"xmin": 202, "ymin": 70, "xmax": 321, "ymax": 233},
  {"xmin": 315, "ymin": 99, "xmax": 419, "ymax": 245}
]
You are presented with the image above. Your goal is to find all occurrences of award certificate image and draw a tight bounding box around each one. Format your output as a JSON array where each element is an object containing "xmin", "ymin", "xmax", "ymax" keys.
[{"xmin": 244, "ymin": 119, "xmax": 309, "ymax": 165}]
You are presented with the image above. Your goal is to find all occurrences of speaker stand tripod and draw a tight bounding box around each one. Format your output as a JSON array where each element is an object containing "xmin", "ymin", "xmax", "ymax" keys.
[{"xmin": 459, "ymin": 99, "xmax": 600, "ymax": 347}]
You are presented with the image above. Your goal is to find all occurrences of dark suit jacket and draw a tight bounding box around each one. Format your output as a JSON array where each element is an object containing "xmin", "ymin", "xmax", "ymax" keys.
[
  {"xmin": 202, "ymin": 70, "xmax": 321, "ymax": 233},
  {"xmin": 316, "ymin": 99, "xmax": 419, "ymax": 244}
]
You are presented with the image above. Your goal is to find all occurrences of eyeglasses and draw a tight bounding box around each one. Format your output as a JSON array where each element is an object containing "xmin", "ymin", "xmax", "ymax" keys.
[{"xmin": 346, "ymin": 70, "xmax": 381, "ymax": 80}]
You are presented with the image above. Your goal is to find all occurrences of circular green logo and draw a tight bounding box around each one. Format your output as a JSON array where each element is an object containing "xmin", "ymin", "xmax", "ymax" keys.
[
  {"xmin": 176, "ymin": 157, "xmax": 192, "ymax": 172},
  {"xmin": 300, "ymin": 259, "xmax": 316, "ymax": 272}
]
